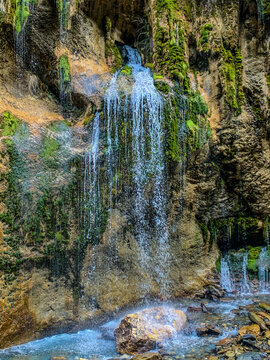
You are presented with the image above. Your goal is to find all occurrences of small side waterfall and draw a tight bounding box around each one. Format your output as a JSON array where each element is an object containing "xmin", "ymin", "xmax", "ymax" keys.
[
  {"xmin": 0, "ymin": 0, "xmax": 5, "ymax": 12},
  {"xmin": 258, "ymin": 247, "xmax": 270, "ymax": 293},
  {"xmin": 257, "ymin": 0, "xmax": 265, "ymax": 23},
  {"xmin": 220, "ymin": 252, "xmax": 252, "ymax": 295},
  {"xmin": 240, "ymin": 253, "xmax": 251, "ymax": 294},
  {"xmin": 104, "ymin": 71, "xmax": 120, "ymax": 209},
  {"xmin": 220, "ymin": 257, "xmax": 235, "ymax": 293},
  {"xmin": 83, "ymin": 113, "xmax": 100, "ymax": 240}
]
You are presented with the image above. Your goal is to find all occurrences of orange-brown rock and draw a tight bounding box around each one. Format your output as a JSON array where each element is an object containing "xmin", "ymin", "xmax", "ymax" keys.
[
  {"xmin": 132, "ymin": 352, "xmax": 162, "ymax": 360},
  {"xmin": 238, "ymin": 324, "xmax": 260, "ymax": 338},
  {"xmin": 216, "ymin": 337, "xmax": 235, "ymax": 347},
  {"xmin": 114, "ymin": 307, "xmax": 187, "ymax": 355}
]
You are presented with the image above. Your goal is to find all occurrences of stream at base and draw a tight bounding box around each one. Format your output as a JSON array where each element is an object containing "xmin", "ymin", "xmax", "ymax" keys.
[{"xmin": 1, "ymin": 295, "xmax": 270, "ymax": 360}]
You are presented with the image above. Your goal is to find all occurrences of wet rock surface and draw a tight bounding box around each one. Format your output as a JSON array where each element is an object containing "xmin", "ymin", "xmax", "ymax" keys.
[{"xmin": 114, "ymin": 307, "xmax": 187, "ymax": 355}]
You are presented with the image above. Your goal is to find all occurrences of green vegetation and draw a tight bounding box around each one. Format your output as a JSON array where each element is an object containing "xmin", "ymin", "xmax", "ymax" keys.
[
  {"xmin": 200, "ymin": 23, "xmax": 213, "ymax": 53},
  {"xmin": 154, "ymin": 0, "xmax": 189, "ymax": 89},
  {"xmin": 264, "ymin": 0, "xmax": 270, "ymax": 17},
  {"xmin": 266, "ymin": 72, "xmax": 270, "ymax": 89},
  {"xmin": 59, "ymin": 55, "xmax": 72, "ymax": 104},
  {"xmin": 199, "ymin": 222, "xmax": 209, "ymax": 244},
  {"xmin": 247, "ymin": 246, "xmax": 261, "ymax": 273},
  {"xmin": 164, "ymin": 88, "xmax": 209, "ymax": 162},
  {"xmin": 105, "ymin": 17, "xmax": 122, "ymax": 71},
  {"xmin": 155, "ymin": 81, "xmax": 170, "ymax": 94},
  {"xmin": 0, "ymin": 111, "xmax": 21, "ymax": 137},
  {"xmin": 59, "ymin": 54, "xmax": 71, "ymax": 85},
  {"xmin": 220, "ymin": 47, "xmax": 244, "ymax": 114},
  {"xmin": 41, "ymin": 137, "xmax": 61, "ymax": 167},
  {"xmin": 121, "ymin": 65, "xmax": 132, "ymax": 76},
  {"xmin": 56, "ymin": 0, "xmax": 70, "ymax": 30},
  {"xmin": 14, "ymin": 0, "xmax": 30, "ymax": 34}
]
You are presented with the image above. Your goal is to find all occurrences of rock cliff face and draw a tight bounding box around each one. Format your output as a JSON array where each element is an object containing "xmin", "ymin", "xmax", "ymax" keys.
[{"xmin": 0, "ymin": 0, "xmax": 269, "ymax": 349}]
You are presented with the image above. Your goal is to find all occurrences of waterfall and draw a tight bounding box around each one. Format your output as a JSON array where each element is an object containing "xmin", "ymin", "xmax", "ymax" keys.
[
  {"xmin": 84, "ymin": 45, "xmax": 170, "ymax": 298},
  {"xmin": 257, "ymin": 0, "xmax": 265, "ymax": 23},
  {"xmin": 126, "ymin": 45, "xmax": 170, "ymax": 297},
  {"xmin": 258, "ymin": 247, "xmax": 270, "ymax": 293},
  {"xmin": 240, "ymin": 253, "xmax": 251, "ymax": 295},
  {"xmin": 220, "ymin": 257, "xmax": 234, "ymax": 293},
  {"xmin": 104, "ymin": 71, "xmax": 120, "ymax": 209},
  {"xmin": 83, "ymin": 113, "xmax": 100, "ymax": 239},
  {"xmin": 0, "ymin": 0, "xmax": 5, "ymax": 13}
]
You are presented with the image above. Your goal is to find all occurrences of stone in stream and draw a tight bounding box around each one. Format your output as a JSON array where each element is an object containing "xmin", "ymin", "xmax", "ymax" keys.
[
  {"xmin": 248, "ymin": 312, "xmax": 268, "ymax": 331},
  {"xmin": 238, "ymin": 324, "xmax": 261, "ymax": 337},
  {"xmin": 132, "ymin": 352, "xmax": 162, "ymax": 360},
  {"xmin": 114, "ymin": 307, "xmax": 187, "ymax": 354},
  {"xmin": 216, "ymin": 337, "xmax": 235, "ymax": 346},
  {"xmin": 195, "ymin": 326, "xmax": 221, "ymax": 336},
  {"xmin": 259, "ymin": 303, "xmax": 270, "ymax": 313}
]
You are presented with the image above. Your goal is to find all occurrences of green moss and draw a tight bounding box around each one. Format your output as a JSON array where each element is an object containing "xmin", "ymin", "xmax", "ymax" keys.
[
  {"xmin": 41, "ymin": 137, "xmax": 60, "ymax": 166},
  {"xmin": 48, "ymin": 121, "xmax": 70, "ymax": 132},
  {"xmin": 247, "ymin": 246, "xmax": 261, "ymax": 273},
  {"xmin": 208, "ymin": 219, "xmax": 216, "ymax": 248},
  {"xmin": 164, "ymin": 99, "xmax": 180, "ymax": 161},
  {"xmin": 199, "ymin": 222, "xmax": 209, "ymax": 243},
  {"xmin": 164, "ymin": 88, "xmax": 210, "ymax": 162},
  {"xmin": 186, "ymin": 119, "xmax": 198, "ymax": 132},
  {"xmin": 14, "ymin": 0, "xmax": 30, "ymax": 34},
  {"xmin": 154, "ymin": 0, "xmax": 189, "ymax": 89},
  {"xmin": 221, "ymin": 47, "xmax": 244, "ymax": 114},
  {"xmin": 264, "ymin": 0, "xmax": 270, "ymax": 17},
  {"xmin": 105, "ymin": 17, "xmax": 122, "ymax": 71},
  {"xmin": 120, "ymin": 65, "xmax": 132, "ymax": 76},
  {"xmin": 155, "ymin": 81, "xmax": 170, "ymax": 94},
  {"xmin": 0, "ymin": 111, "xmax": 21, "ymax": 137},
  {"xmin": 200, "ymin": 23, "xmax": 213, "ymax": 53},
  {"xmin": 145, "ymin": 63, "xmax": 154, "ymax": 70},
  {"xmin": 266, "ymin": 72, "xmax": 270, "ymax": 89},
  {"xmin": 56, "ymin": 0, "xmax": 70, "ymax": 30},
  {"xmin": 153, "ymin": 73, "xmax": 164, "ymax": 80},
  {"xmin": 59, "ymin": 55, "xmax": 71, "ymax": 84}
]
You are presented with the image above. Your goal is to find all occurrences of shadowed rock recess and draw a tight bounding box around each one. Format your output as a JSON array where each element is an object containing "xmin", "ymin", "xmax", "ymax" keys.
[{"xmin": 0, "ymin": 0, "xmax": 269, "ymax": 351}]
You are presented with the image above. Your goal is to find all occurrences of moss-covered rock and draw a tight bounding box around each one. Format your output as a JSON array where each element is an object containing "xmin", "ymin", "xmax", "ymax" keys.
[{"xmin": 247, "ymin": 246, "xmax": 261, "ymax": 273}]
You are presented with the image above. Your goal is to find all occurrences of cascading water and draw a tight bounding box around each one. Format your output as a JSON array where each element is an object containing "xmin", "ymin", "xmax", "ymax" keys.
[
  {"xmin": 257, "ymin": 0, "xmax": 265, "ymax": 23},
  {"xmin": 0, "ymin": 0, "xmax": 5, "ymax": 13},
  {"xmin": 104, "ymin": 71, "xmax": 121, "ymax": 209},
  {"xmin": 240, "ymin": 252, "xmax": 251, "ymax": 294},
  {"xmin": 84, "ymin": 46, "xmax": 170, "ymax": 298},
  {"xmin": 126, "ymin": 46, "xmax": 170, "ymax": 297},
  {"xmin": 83, "ymin": 113, "xmax": 100, "ymax": 239},
  {"xmin": 258, "ymin": 247, "xmax": 270, "ymax": 293},
  {"xmin": 220, "ymin": 256, "xmax": 235, "ymax": 293}
]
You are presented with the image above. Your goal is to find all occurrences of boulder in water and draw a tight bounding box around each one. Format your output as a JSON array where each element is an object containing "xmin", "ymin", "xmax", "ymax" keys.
[
  {"xmin": 238, "ymin": 324, "xmax": 260, "ymax": 337},
  {"xmin": 114, "ymin": 307, "xmax": 187, "ymax": 354},
  {"xmin": 248, "ymin": 312, "xmax": 268, "ymax": 331},
  {"xmin": 196, "ymin": 326, "xmax": 221, "ymax": 337}
]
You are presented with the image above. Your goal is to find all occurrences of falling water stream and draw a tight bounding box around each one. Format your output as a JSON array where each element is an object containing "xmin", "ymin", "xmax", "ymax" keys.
[
  {"xmin": 2, "ymin": 42, "xmax": 270, "ymax": 359},
  {"xmin": 94, "ymin": 46, "xmax": 170, "ymax": 297},
  {"xmin": 220, "ymin": 257, "xmax": 235, "ymax": 293}
]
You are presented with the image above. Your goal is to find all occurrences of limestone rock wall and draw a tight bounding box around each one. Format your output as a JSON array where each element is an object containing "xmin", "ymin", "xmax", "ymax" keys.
[{"xmin": 0, "ymin": 0, "xmax": 269, "ymax": 349}]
